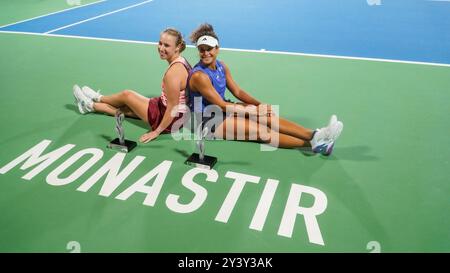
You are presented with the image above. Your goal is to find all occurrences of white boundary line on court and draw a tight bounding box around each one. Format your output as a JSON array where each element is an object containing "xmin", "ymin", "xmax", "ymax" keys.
[
  {"xmin": 0, "ymin": 0, "xmax": 106, "ymax": 29},
  {"xmin": 0, "ymin": 30, "xmax": 449, "ymax": 68},
  {"xmin": 45, "ymin": 0, "xmax": 153, "ymax": 34}
]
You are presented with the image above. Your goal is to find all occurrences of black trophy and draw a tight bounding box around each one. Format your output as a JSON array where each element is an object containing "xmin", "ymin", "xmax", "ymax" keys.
[
  {"xmin": 107, "ymin": 110, "xmax": 137, "ymax": 153},
  {"xmin": 185, "ymin": 125, "xmax": 217, "ymax": 169}
]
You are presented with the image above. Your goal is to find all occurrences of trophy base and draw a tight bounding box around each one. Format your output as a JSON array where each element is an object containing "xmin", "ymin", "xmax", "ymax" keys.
[
  {"xmin": 107, "ymin": 138, "xmax": 137, "ymax": 153},
  {"xmin": 185, "ymin": 153, "xmax": 217, "ymax": 170}
]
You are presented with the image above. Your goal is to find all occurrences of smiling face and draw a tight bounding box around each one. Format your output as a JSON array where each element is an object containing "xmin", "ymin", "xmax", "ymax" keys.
[
  {"xmin": 158, "ymin": 32, "xmax": 180, "ymax": 62},
  {"xmin": 197, "ymin": 44, "xmax": 219, "ymax": 67}
]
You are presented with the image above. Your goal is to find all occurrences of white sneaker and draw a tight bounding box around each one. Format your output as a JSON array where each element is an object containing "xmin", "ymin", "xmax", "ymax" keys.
[
  {"xmin": 73, "ymin": 84, "xmax": 94, "ymax": 114},
  {"xmin": 81, "ymin": 85, "xmax": 102, "ymax": 102},
  {"xmin": 329, "ymin": 120, "xmax": 343, "ymax": 144},
  {"xmin": 322, "ymin": 121, "xmax": 343, "ymax": 156},
  {"xmin": 310, "ymin": 128, "xmax": 330, "ymax": 154},
  {"xmin": 311, "ymin": 115, "xmax": 343, "ymax": 156}
]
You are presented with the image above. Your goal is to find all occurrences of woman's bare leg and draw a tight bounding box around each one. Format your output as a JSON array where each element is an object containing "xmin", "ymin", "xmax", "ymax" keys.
[
  {"xmin": 252, "ymin": 115, "xmax": 314, "ymax": 141},
  {"xmin": 99, "ymin": 90, "xmax": 149, "ymax": 122},
  {"xmin": 215, "ymin": 116, "xmax": 308, "ymax": 148},
  {"xmin": 93, "ymin": 102, "xmax": 117, "ymax": 116},
  {"xmin": 120, "ymin": 106, "xmax": 139, "ymax": 118},
  {"xmin": 93, "ymin": 103, "xmax": 139, "ymax": 118}
]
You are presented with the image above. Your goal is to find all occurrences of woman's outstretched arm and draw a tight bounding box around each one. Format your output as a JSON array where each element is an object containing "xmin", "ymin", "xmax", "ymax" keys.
[{"xmin": 190, "ymin": 71, "xmax": 270, "ymax": 117}]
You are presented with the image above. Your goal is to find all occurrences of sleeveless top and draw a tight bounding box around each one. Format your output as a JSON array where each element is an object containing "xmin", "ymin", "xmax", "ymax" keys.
[
  {"xmin": 160, "ymin": 56, "xmax": 192, "ymax": 113},
  {"xmin": 187, "ymin": 60, "xmax": 227, "ymax": 112}
]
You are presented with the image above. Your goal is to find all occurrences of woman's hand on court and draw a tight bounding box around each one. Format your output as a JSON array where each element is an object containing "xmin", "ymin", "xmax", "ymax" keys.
[{"xmin": 139, "ymin": 131, "xmax": 160, "ymax": 143}]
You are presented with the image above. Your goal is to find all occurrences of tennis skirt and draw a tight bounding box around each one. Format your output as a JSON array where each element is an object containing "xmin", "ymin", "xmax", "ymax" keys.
[{"xmin": 147, "ymin": 97, "xmax": 186, "ymax": 133}]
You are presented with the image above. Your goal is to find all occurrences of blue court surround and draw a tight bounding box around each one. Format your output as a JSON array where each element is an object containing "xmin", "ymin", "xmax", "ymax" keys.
[{"xmin": 1, "ymin": 0, "xmax": 449, "ymax": 64}]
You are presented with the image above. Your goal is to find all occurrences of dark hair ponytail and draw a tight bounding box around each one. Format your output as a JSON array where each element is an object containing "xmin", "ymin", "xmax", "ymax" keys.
[{"xmin": 189, "ymin": 23, "xmax": 219, "ymax": 45}]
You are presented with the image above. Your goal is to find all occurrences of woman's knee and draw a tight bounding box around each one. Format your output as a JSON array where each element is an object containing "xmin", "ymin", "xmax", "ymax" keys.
[{"xmin": 121, "ymin": 89, "xmax": 137, "ymax": 100}]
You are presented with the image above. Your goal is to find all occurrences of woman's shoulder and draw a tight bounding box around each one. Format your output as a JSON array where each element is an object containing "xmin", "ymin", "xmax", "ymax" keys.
[
  {"xmin": 191, "ymin": 61, "xmax": 206, "ymax": 73},
  {"xmin": 170, "ymin": 56, "xmax": 191, "ymax": 70},
  {"xmin": 217, "ymin": 60, "xmax": 229, "ymax": 71},
  {"xmin": 178, "ymin": 56, "xmax": 193, "ymax": 68},
  {"xmin": 164, "ymin": 62, "xmax": 189, "ymax": 81},
  {"xmin": 217, "ymin": 60, "xmax": 230, "ymax": 75}
]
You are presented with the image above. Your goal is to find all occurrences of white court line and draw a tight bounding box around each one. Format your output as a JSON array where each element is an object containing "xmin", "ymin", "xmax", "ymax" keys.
[
  {"xmin": 222, "ymin": 47, "xmax": 450, "ymax": 68},
  {"xmin": 0, "ymin": 30, "xmax": 449, "ymax": 68},
  {"xmin": 45, "ymin": 0, "xmax": 153, "ymax": 34},
  {"xmin": 0, "ymin": 0, "xmax": 106, "ymax": 29},
  {"xmin": 0, "ymin": 30, "xmax": 157, "ymax": 45}
]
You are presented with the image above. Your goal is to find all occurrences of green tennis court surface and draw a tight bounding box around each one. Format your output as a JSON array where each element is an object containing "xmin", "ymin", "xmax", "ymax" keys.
[
  {"xmin": 1, "ymin": 2, "xmax": 449, "ymax": 253},
  {"xmin": 0, "ymin": 0, "xmax": 101, "ymax": 26}
]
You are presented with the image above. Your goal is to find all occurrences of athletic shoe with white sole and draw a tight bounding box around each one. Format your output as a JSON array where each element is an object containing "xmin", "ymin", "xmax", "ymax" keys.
[
  {"xmin": 311, "ymin": 115, "xmax": 343, "ymax": 156},
  {"xmin": 73, "ymin": 84, "xmax": 94, "ymax": 114},
  {"xmin": 81, "ymin": 85, "xmax": 102, "ymax": 102},
  {"xmin": 321, "ymin": 121, "xmax": 343, "ymax": 156},
  {"xmin": 310, "ymin": 115, "xmax": 336, "ymax": 150}
]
